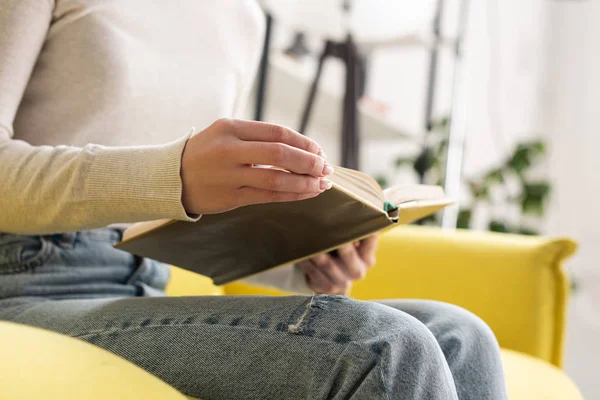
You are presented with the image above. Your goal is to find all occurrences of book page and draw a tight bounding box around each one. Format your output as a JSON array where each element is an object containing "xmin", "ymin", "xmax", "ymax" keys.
[
  {"xmin": 328, "ymin": 167, "xmax": 386, "ymax": 211},
  {"xmin": 383, "ymin": 185, "xmax": 446, "ymax": 206},
  {"xmin": 396, "ymin": 198, "xmax": 455, "ymax": 224},
  {"xmin": 328, "ymin": 168, "xmax": 448, "ymax": 216}
]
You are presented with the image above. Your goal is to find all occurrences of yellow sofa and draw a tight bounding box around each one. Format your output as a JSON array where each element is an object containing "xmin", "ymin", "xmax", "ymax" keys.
[{"xmin": 0, "ymin": 226, "xmax": 583, "ymax": 399}]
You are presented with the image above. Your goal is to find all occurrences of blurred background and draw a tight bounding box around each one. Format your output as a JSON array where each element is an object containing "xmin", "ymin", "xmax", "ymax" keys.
[{"xmin": 245, "ymin": 0, "xmax": 599, "ymax": 397}]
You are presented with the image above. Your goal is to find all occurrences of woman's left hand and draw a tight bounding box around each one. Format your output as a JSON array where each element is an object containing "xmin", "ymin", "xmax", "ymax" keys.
[{"xmin": 297, "ymin": 234, "xmax": 379, "ymax": 295}]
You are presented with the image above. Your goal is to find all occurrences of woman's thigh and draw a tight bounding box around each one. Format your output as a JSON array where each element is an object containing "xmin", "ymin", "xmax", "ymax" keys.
[{"xmin": 0, "ymin": 295, "xmax": 458, "ymax": 400}]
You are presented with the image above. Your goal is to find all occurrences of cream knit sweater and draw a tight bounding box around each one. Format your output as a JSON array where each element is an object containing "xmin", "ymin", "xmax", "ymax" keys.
[{"xmin": 0, "ymin": 0, "xmax": 310, "ymax": 292}]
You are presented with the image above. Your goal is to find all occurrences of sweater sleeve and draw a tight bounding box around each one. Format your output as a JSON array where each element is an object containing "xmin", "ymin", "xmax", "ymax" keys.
[
  {"xmin": 0, "ymin": 0, "xmax": 197, "ymax": 234},
  {"xmin": 242, "ymin": 264, "xmax": 314, "ymax": 295}
]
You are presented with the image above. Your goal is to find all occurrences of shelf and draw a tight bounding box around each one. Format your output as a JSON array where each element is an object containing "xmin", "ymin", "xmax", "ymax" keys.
[
  {"xmin": 359, "ymin": 33, "xmax": 457, "ymax": 52},
  {"xmin": 256, "ymin": 53, "xmax": 416, "ymax": 140}
]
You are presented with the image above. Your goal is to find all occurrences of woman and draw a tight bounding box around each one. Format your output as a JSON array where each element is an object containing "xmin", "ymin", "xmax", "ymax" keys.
[{"xmin": 0, "ymin": 1, "xmax": 507, "ymax": 399}]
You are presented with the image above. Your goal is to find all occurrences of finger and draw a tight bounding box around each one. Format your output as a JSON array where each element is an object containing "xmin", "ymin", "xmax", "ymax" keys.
[
  {"xmin": 239, "ymin": 166, "xmax": 332, "ymax": 193},
  {"xmin": 358, "ymin": 234, "xmax": 379, "ymax": 267},
  {"xmin": 229, "ymin": 119, "xmax": 324, "ymax": 156},
  {"xmin": 336, "ymin": 244, "xmax": 367, "ymax": 280},
  {"xmin": 236, "ymin": 187, "xmax": 320, "ymax": 206},
  {"xmin": 303, "ymin": 261, "xmax": 350, "ymax": 295},
  {"xmin": 299, "ymin": 261, "xmax": 336, "ymax": 294},
  {"xmin": 311, "ymin": 253, "xmax": 348, "ymax": 286},
  {"xmin": 237, "ymin": 142, "xmax": 332, "ymax": 178}
]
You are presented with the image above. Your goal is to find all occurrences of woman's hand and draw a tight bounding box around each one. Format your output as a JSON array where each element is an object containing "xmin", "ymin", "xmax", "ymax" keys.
[
  {"xmin": 181, "ymin": 118, "xmax": 333, "ymax": 215},
  {"xmin": 298, "ymin": 234, "xmax": 379, "ymax": 295}
]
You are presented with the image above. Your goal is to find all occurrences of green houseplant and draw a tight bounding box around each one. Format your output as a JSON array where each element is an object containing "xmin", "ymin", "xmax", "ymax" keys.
[{"xmin": 378, "ymin": 117, "xmax": 552, "ymax": 235}]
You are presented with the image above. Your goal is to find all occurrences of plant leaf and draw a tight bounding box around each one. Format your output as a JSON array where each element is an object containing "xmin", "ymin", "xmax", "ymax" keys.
[
  {"xmin": 521, "ymin": 194, "xmax": 543, "ymax": 215},
  {"xmin": 530, "ymin": 140, "xmax": 546, "ymax": 154},
  {"xmin": 524, "ymin": 182, "xmax": 551, "ymax": 198},
  {"xmin": 375, "ymin": 176, "xmax": 389, "ymax": 188},
  {"xmin": 456, "ymin": 209, "xmax": 472, "ymax": 229},
  {"xmin": 413, "ymin": 147, "xmax": 435, "ymax": 176},
  {"xmin": 518, "ymin": 227, "xmax": 538, "ymax": 236},
  {"xmin": 507, "ymin": 146, "xmax": 532, "ymax": 174},
  {"xmin": 489, "ymin": 220, "xmax": 508, "ymax": 233},
  {"xmin": 570, "ymin": 278, "xmax": 579, "ymax": 294},
  {"xmin": 521, "ymin": 181, "xmax": 551, "ymax": 215},
  {"xmin": 507, "ymin": 141, "xmax": 547, "ymax": 175},
  {"xmin": 412, "ymin": 213, "xmax": 438, "ymax": 226},
  {"xmin": 420, "ymin": 214, "xmax": 438, "ymax": 225},
  {"xmin": 435, "ymin": 137, "xmax": 449, "ymax": 158},
  {"xmin": 469, "ymin": 181, "xmax": 490, "ymax": 201},
  {"xmin": 430, "ymin": 116, "xmax": 450, "ymax": 132},
  {"xmin": 394, "ymin": 157, "xmax": 415, "ymax": 168},
  {"xmin": 484, "ymin": 168, "xmax": 504, "ymax": 184}
]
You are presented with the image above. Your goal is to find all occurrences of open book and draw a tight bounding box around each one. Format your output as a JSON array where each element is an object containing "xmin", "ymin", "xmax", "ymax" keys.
[{"xmin": 115, "ymin": 167, "xmax": 453, "ymax": 285}]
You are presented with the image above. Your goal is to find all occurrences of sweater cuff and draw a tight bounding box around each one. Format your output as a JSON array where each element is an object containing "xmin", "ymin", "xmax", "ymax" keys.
[
  {"xmin": 85, "ymin": 133, "xmax": 199, "ymax": 224},
  {"xmin": 242, "ymin": 263, "xmax": 314, "ymax": 295}
]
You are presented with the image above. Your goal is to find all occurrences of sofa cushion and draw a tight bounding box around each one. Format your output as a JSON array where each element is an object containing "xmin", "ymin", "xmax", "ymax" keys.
[
  {"xmin": 0, "ymin": 322, "xmax": 187, "ymax": 399},
  {"xmin": 166, "ymin": 266, "xmax": 224, "ymax": 296},
  {"xmin": 502, "ymin": 349, "xmax": 582, "ymax": 399}
]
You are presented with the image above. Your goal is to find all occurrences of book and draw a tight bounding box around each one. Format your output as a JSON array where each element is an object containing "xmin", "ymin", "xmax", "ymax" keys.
[{"xmin": 115, "ymin": 166, "xmax": 453, "ymax": 285}]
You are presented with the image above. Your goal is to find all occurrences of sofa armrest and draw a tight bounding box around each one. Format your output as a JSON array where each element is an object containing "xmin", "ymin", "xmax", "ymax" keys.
[
  {"xmin": 0, "ymin": 321, "xmax": 188, "ymax": 399},
  {"xmin": 350, "ymin": 226, "xmax": 576, "ymax": 367}
]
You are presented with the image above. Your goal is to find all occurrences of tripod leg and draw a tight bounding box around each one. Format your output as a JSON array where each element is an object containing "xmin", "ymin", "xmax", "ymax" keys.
[
  {"xmin": 299, "ymin": 42, "xmax": 331, "ymax": 134},
  {"xmin": 254, "ymin": 14, "xmax": 273, "ymax": 122},
  {"xmin": 341, "ymin": 35, "xmax": 360, "ymax": 169}
]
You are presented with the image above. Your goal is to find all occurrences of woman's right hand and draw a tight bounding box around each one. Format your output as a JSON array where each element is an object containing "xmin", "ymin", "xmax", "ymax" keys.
[{"xmin": 180, "ymin": 118, "xmax": 334, "ymax": 215}]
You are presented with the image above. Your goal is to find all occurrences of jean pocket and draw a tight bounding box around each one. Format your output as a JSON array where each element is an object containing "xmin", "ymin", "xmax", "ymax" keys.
[{"xmin": 0, "ymin": 235, "xmax": 54, "ymax": 274}]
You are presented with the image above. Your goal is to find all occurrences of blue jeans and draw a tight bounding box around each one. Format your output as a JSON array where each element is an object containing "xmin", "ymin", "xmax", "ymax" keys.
[{"xmin": 0, "ymin": 229, "xmax": 507, "ymax": 399}]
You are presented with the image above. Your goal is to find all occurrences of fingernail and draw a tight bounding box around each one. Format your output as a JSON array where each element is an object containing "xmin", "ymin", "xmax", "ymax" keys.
[
  {"xmin": 318, "ymin": 149, "xmax": 328, "ymax": 159},
  {"xmin": 322, "ymin": 163, "xmax": 334, "ymax": 176},
  {"xmin": 320, "ymin": 179, "xmax": 333, "ymax": 191}
]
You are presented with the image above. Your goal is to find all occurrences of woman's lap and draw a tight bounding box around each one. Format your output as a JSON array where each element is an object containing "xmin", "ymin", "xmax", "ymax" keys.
[
  {"xmin": 0, "ymin": 294, "xmax": 461, "ymax": 399},
  {"xmin": 0, "ymin": 229, "xmax": 507, "ymax": 399}
]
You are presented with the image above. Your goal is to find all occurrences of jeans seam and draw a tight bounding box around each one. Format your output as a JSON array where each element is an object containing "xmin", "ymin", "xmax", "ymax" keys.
[
  {"xmin": 72, "ymin": 296, "xmax": 342, "ymax": 341},
  {"xmin": 71, "ymin": 322, "xmax": 354, "ymax": 346},
  {"xmin": 377, "ymin": 360, "xmax": 389, "ymax": 400}
]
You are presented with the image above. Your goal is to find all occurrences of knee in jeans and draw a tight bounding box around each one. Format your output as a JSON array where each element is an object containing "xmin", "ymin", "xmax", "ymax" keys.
[
  {"xmin": 331, "ymin": 299, "xmax": 442, "ymax": 358},
  {"xmin": 428, "ymin": 302, "xmax": 499, "ymax": 356},
  {"xmin": 448, "ymin": 303, "xmax": 496, "ymax": 342}
]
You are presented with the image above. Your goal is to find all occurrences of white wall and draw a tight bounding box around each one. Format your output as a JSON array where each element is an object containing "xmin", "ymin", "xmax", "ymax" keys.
[{"xmin": 544, "ymin": 1, "xmax": 600, "ymax": 398}]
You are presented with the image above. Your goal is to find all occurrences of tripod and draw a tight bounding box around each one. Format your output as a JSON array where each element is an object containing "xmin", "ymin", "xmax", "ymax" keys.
[{"xmin": 298, "ymin": 35, "xmax": 366, "ymax": 170}]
